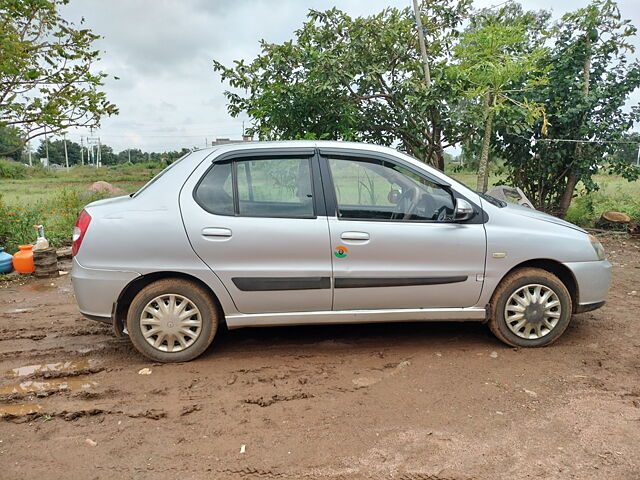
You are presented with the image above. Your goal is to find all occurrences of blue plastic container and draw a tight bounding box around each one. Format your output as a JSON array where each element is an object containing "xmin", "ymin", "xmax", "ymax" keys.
[{"xmin": 0, "ymin": 247, "xmax": 13, "ymax": 274}]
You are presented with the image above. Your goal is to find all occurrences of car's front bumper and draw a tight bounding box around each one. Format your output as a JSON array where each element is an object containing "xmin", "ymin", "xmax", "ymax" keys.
[
  {"xmin": 563, "ymin": 259, "xmax": 612, "ymax": 312},
  {"xmin": 71, "ymin": 258, "xmax": 140, "ymax": 322}
]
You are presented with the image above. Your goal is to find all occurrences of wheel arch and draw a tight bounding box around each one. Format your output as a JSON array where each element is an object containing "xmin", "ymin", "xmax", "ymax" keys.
[
  {"xmin": 112, "ymin": 271, "xmax": 226, "ymax": 336},
  {"xmin": 498, "ymin": 259, "xmax": 579, "ymax": 312}
]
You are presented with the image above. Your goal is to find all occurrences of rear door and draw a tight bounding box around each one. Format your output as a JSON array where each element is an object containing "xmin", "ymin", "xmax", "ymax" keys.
[
  {"xmin": 320, "ymin": 151, "xmax": 486, "ymax": 311},
  {"xmin": 180, "ymin": 149, "xmax": 332, "ymax": 314}
]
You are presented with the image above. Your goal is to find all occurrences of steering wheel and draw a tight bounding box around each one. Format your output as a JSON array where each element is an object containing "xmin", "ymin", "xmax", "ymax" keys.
[{"xmin": 391, "ymin": 187, "xmax": 420, "ymax": 220}]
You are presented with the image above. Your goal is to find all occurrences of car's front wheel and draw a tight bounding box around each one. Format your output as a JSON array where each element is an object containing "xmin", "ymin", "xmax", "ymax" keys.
[
  {"xmin": 126, "ymin": 278, "xmax": 219, "ymax": 362},
  {"xmin": 488, "ymin": 267, "xmax": 572, "ymax": 347}
]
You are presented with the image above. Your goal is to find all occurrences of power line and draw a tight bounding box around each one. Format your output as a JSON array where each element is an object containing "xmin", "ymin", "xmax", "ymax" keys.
[{"xmin": 535, "ymin": 138, "xmax": 640, "ymax": 145}]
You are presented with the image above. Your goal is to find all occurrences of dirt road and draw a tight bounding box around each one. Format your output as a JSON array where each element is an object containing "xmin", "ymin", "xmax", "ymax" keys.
[{"xmin": 1, "ymin": 235, "xmax": 639, "ymax": 479}]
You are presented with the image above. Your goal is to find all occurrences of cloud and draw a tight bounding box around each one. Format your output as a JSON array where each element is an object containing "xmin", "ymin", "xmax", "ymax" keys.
[{"xmin": 57, "ymin": 0, "xmax": 639, "ymax": 153}]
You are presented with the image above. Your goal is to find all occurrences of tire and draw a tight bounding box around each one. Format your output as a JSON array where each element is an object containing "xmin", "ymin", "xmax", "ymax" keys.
[
  {"xmin": 488, "ymin": 267, "xmax": 572, "ymax": 348},
  {"xmin": 126, "ymin": 278, "xmax": 219, "ymax": 362}
]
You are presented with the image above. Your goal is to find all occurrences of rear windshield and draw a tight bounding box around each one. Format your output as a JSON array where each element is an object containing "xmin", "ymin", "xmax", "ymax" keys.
[{"xmin": 131, "ymin": 152, "xmax": 191, "ymax": 197}]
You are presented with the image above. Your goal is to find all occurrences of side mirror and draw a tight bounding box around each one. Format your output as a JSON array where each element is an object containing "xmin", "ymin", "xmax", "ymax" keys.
[
  {"xmin": 388, "ymin": 188, "xmax": 401, "ymax": 204},
  {"xmin": 454, "ymin": 198, "xmax": 475, "ymax": 222}
]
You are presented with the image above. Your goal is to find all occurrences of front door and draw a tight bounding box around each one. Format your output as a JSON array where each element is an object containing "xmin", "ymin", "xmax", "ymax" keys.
[
  {"xmin": 322, "ymin": 154, "xmax": 486, "ymax": 311},
  {"xmin": 180, "ymin": 151, "xmax": 332, "ymax": 314}
]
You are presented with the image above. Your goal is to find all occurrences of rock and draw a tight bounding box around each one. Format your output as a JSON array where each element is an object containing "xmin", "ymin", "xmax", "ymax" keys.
[
  {"xmin": 85, "ymin": 438, "xmax": 97, "ymax": 447},
  {"xmin": 138, "ymin": 368, "xmax": 152, "ymax": 375},
  {"xmin": 87, "ymin": 181, "xmax": 126, "ymax": 196},
  {"xmin": 489, "ymin": 351, "xmax": 498, "ymax": 358}
]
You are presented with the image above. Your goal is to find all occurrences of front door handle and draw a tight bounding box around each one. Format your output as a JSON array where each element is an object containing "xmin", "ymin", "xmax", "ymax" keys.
[
  {"xmin": 341, "ymin": 231, "xmax": 370, "ymax": 241},
  {"xmin": 202, "ymin": 227, "xmax": 232, "ymax": 238}
]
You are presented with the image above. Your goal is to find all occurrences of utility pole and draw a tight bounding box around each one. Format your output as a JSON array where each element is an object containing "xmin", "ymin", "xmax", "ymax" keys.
[
  {"xmin": 80, "ymin": 137, "xmax": 84, "ymax": 166},
  {"xmin": 63, "ymin": 133, "xmax": 69, "ymax": 171},
  {"xmin": 412, "ymin": 0, "xmax": 431, "ymax": 87},
  {"xmin": 128, "ymin": 149, "xmax": 131, "ymax": 164},
  {"xmin": 27, "ymin": 140, "xmax": 32, "ymax": 166},
  {"xmin": 97, "ymin": 138, "xmax": 101, "ymax": 168},
  {"xmin": 205, "ymin": 137, "xmax": 208, "ymax": 148},
  {"xmin": 44, "ymin": 127, "xmax": 49, "ymax": 167}
]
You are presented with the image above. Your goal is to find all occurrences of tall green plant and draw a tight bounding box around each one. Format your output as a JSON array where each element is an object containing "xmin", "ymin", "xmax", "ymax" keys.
[{"xmin": 452, "ymin": 12, "xmax": 549, "ymax": 193}]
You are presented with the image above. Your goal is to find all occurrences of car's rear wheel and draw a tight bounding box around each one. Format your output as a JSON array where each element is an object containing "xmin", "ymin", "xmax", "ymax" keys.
[
  {"xmin": 488, "ymin": 267, "xmax": 572, "ymax": 347},
  {"xmin": 126, "ymin": 278, "xmax": 219, "ymax": 362}
]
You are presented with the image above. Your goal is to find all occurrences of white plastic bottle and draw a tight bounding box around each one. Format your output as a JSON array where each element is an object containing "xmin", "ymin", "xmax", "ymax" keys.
[{"xmin": 33, "ymin": 225, "xmax": 49, "ymax": 251}]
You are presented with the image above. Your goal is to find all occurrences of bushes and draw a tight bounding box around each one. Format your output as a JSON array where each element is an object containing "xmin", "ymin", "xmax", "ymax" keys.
[
  {"xmin": 566, "ymin": 189, "xmax": 640, "ymax": 228},
  {"xmin": 0, "ymin": 158, "xmax": 28, "ymax": 179},
  {"xmin": 0, "ymin": 189, "xmax": 107, "ymax": 254}
]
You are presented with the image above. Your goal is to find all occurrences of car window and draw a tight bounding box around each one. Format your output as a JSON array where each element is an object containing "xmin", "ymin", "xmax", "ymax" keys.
[
  {"xmin": 195, "ymin": 157, "xmax": 315, "ymax": 218},
  {"xmin": 236, "ymin": 158, "xmax": 314, "ymax": 218},
  {"xmin": 194, "ymin": 162, "xmax": 234, "ymax": 215},
  {"xmin": 328, "ymin": 157, "xmax": 455, "ymax": 222}
]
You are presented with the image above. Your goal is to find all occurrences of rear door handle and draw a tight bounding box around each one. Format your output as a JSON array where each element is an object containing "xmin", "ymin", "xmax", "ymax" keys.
[
  {"xmin": 202, "ymin": 227, "xmax": 232, "ymax": 238},
  {"xmin": 340, "ymin": 231, "xmax": 370, "ymax": 241}
]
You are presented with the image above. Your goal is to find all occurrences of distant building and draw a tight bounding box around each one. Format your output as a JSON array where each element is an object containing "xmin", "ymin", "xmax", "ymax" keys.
[{"xmin": 211, "ymin": 135, "xmax": 253, "ymax": 146}]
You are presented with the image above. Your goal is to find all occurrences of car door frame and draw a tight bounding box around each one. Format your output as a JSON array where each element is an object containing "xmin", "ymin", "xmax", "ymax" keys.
[
  {"xmin": 180, "ymin": 145, "xmax": 336, "ymax": 318},
  {"xmin": 317, "ymin": 146, "xmax": 488, "ymax": 311}
]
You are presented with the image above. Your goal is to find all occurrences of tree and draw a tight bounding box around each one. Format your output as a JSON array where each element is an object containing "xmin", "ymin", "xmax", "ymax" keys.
[
  {"xmin": 0, "ymin": 126, "xmax": 23, "ymax": 161},
  {"xmin": 496, "ymin": 0, "xmax": 640, "ymax": 216},
  {"xmin": 452, "ymin": 9, "xmax": 549, "ymax": 193},
  {"xmin": 0, "ymin": 0, "xmax": 118, "ymax": 155},
  {"xmin": 213, "ymin": 2, "xmax": 472, "ymax": 170}
]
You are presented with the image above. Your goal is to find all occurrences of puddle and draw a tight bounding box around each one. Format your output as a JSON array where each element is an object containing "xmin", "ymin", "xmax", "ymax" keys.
[
  {"xmin": 0, "ymin": 377, "xmax": 97, "ymax": 395},
  {"xmin": 7, "ymin": 359, "xmax": 99, "ymax": 378},
  {"xmin": 0, "ymin": 404, "xmax": 43, "ymax": 416},
  {"xmin": 5, "ymin": 308, "xmax": 34, "ymax": 314},
  {"xmin": 20, "ymin": 283, "xmax": 55, "ymax": 292}
]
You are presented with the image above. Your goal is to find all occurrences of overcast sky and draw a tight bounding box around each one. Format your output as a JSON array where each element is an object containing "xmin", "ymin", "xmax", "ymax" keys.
[{"xmin": 60, "ymin": 0, "xmax": 640, "ymax": 153}]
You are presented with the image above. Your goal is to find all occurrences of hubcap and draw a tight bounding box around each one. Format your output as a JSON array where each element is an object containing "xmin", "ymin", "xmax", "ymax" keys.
[
  {"xmin": 504, "ymin": 284, "xmax": 561, "ymax": 340},
  {"xmin": 140, "ymin": 294, "xmax": 202, "ymax": 353}
]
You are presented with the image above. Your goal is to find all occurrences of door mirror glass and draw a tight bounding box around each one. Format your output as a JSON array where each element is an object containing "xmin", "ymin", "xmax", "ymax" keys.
[{"xmin": 454, "ymin": 198, "xmax": 475, "ymax": 222}]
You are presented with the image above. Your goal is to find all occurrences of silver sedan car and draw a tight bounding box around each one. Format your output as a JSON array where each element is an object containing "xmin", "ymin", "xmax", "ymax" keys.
[{"xmin": 71, "ymin": 141, "xmax": 611, "ymax": 362}]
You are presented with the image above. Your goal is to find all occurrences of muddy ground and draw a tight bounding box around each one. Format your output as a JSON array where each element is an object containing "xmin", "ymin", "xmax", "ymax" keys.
[{"xmin": 1, "ymin": 235, "xmax": 639, "ymax": 480}]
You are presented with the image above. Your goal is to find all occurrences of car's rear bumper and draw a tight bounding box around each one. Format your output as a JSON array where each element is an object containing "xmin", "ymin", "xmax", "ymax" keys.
[
  {"xmin": 563, "ymin": 259, "xmax": 612, "ymax": 311},
  {"xmin": 71, "ymin": 258, "xmax": 140, "ymax": 321}
]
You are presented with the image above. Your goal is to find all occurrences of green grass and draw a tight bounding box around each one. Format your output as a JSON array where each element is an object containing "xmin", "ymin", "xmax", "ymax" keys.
[{"xmin": 0, "ymin": 164, "xmax": 164, "ymax": 253}]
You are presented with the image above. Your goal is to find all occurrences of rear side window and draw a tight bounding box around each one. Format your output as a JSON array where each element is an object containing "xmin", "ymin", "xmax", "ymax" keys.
[
  {"xmin": 195, "ymin": 157, "xmax": 315, "ymax": 218},
  {"xmin": 194, "ymin": 162, "xmax": 234, "ymax": 215}
]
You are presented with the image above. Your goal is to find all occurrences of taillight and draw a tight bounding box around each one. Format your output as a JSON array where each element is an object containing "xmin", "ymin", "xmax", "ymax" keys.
[{"xmin": 72, "ymin": 209, "xmax": 92, "ymax": 256}]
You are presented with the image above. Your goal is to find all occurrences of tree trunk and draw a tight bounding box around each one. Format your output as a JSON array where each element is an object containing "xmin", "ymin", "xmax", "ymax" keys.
[
  {"xmin": 595, "ymin": 211, "xmax": 631, "ymax": 230},
  {"xmin": 476, "ymin": 92, "xmax": 494, "ymax": 193},
  {"xmin": 431, "ymin": 111, "xmax": 445, "ymax": 171},
  {"xmin": 557, "ymin": 173, "xmax": 578, "ymax": 218}
]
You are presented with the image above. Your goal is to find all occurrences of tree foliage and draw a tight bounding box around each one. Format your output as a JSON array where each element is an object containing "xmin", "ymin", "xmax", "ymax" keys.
[
  {"xmin": 0, "ymin": 0, "xmax": 118, "ymax": 155},
  {"xmin": 213, "ymin": 1, "xmax": 472, "ymax": 169},
  {"xmin": 496, "ymin": 0, "xmax": 640, "ymax": 216}
]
